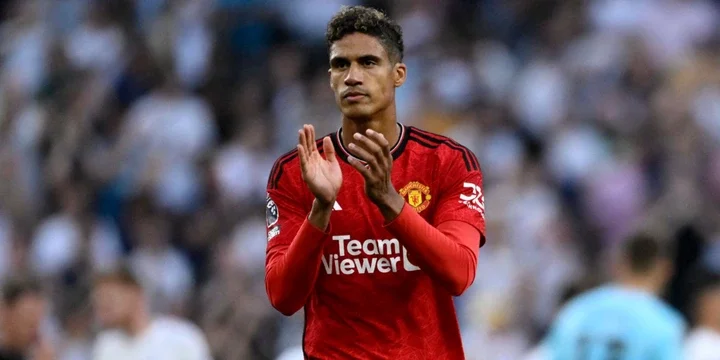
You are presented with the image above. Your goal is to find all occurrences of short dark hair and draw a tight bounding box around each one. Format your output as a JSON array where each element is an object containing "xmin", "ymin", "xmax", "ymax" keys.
[
  {"xmin": 622, "ymin": 233, "xmax": 672, "ymax": 273},
  {"xmin": 93, "ymin": 265, "xmax": 142, "ymax": 290},
  {"xmin": 326, "ymin": 6, "xmax": 404, "ymax": 63},
  {"xmin": 2, "ymin": 275, "xmax": 43, "ymax": 306}
]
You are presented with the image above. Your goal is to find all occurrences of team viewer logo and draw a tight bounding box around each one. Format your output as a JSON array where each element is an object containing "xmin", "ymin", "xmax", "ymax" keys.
[
  {"xmin": 399, "ymin": 181, "xmax": 431, "ymax": 212},
  {"xmin": 321, "ymin": 236, "xmax": 421, "ymax": 275}
]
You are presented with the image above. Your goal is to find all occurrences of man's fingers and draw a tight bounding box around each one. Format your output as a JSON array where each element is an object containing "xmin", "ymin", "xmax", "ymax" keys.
[
  {"xmin": 298, "ymin": 127, "xmax": 311, "ymax": 171},
  {"xmin": 348, "ymin": 142, "xmax": 381, "ymax": 174},
  {"xmin": 302, "ymin": 125, "xmax": 313, "ymax": 153},
  {"xmin": 365, "ymin": 129, "xmax": 391, "ymax": 157},
  {"xmin": 310, "ymin": 125, "xmax": 318, "ymax": 151},
  {"xmin": 323, "ymin": 136, "xmax": 337, "ymax": 163},
  {"xmin": 297, "ymin": 144, "xmax": 309, "ymax": 170},
  {"xmin": 348, "ymin": 156, "xmax": 373, "ymax": 179},
  {"xmin": 298, "ymin": 128, "xmax": 306, "ymax": 148},
  {"xmin": 299, "ymin": 127, "xmax": 311, "ymax": 152},
  {"xmin": 353, "ymin": 132, "xmax": 388, "ymax": 169},
  {"xmin": 306, "ymin": 125, "xmax": 318, "ymax": 153},
  {"xmin": 353, "ymin": 133, "xmax": 384, "ymax": 157}
]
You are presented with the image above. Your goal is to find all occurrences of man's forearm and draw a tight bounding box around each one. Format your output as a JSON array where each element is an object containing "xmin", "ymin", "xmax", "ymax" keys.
[
  {"xmin": 265, "ymin": 201, "xmax": 332, "ymax": 315},
  {"xmin": 385, "ymin": 204, "xmax": 480, "ymax": 296},
  {"xmin": 308, "ymin": 199, "xmax": 333, "ymax": 231}
]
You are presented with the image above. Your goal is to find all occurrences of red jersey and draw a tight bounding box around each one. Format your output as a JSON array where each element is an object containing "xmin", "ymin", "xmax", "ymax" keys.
[{"xmin": 265, "ymin": 124, "xmax": 486, "ymax": 359}]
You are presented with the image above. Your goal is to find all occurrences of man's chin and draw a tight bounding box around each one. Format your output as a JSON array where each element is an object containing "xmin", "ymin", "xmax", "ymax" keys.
[{"xmin": 341, "ymin": 106, "xmax": 375, "ymax": 120}]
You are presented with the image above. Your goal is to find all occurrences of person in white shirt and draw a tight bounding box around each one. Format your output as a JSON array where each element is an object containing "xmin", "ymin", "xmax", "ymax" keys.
[
  {"xmin": 685, "ymin": 270, "xmax": 720, "ymax": 360},
  {"xmin": 90, "ymin": 266, "xmax": 212, "ymax": 360}
]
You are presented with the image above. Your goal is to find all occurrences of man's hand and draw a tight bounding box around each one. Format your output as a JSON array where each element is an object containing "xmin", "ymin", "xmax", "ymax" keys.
[
  {"xmin": 298, "ymin": 124, "xmax": 342, "ymax": 230},
  {"xmin": 348, "ymin": 129, "xmax": 405, "ymax": 222},
  {"xmin": 298, "ymin": 124, "xmax": 342, "ymax": 205}
]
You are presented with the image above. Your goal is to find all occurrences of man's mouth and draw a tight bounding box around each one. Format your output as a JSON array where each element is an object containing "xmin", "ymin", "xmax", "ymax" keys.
[{"xmin": 343, "ymin": 91, "xmax": 367, "ymax": 101}]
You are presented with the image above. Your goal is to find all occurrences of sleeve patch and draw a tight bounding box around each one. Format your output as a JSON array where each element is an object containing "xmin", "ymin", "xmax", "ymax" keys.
[
  {"xmin": 267, "ymin": 226, "xmax": 280, "ymax": 241},
  {"xmin": 266, "ymin": 195, "xmax": 279, "ymax": 227},
  {"xmin": 458, "ymin": 182, "xmax": 485, "ymax": 217}
]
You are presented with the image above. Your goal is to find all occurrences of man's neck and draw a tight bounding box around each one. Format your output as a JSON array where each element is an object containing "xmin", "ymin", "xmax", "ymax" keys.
[
  {"xmin": 698, "ymin": 320, "xmax": 720, "ymax": 334},
  {"xmin": 0, "ymin": 333, "xmax": 24, "ymax": 354},
  {"xmin": 617, "ymin": 277, "xmax": 661, "ymax": 296},
  {"xmin": 340, "ymin": 110, "xmax": 399, "ymax": 156},
  {"xmin": 126, "ymin": 308, "xmax": 151, "ymax": 337},
  {"xmin": 0, "ymin": 322, "xmax": 27, "ymax": 355}
]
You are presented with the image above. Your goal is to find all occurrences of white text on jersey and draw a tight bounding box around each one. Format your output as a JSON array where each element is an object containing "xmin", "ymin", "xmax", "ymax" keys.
[{"xmin": 321, "ymin": 235, "xmax": 420, "ymax": 275}]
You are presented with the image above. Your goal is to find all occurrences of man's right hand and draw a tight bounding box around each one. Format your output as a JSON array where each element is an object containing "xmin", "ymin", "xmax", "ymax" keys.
[{"xmin": 297, "ymin": 124, "xmax": 342, "ymax": 229}]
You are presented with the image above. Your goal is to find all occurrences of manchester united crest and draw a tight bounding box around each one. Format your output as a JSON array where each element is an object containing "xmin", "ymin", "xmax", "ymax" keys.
[{"xmin": 399, "ymin": 181, "xmax": 431, "ymax": 212}]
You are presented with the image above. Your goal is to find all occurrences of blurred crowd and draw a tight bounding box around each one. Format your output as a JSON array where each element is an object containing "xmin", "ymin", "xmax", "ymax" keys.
[{"xmin": 0, "ymin": 0, "xmax": 719, "ymax": 359}]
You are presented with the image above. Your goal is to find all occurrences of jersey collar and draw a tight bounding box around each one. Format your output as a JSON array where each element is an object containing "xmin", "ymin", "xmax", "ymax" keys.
[{"xmin": 332, "ymin": 123, "xmax": 409, "ymax": 164}]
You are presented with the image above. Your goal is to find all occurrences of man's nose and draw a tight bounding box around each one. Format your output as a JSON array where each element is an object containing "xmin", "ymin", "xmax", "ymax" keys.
[{"xmin": 344, "ymin": 63, "xmax": 363, "ymax": 86}]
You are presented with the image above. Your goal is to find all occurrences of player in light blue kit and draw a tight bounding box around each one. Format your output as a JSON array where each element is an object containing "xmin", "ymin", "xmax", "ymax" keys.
[{"xmin": 546, "ymin": 233, "xmax": 686, "ymax": 360}]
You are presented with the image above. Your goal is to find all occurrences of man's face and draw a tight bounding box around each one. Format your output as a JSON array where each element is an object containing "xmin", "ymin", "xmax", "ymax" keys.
[
  {"xmin": 329, "ymin": 33, "xmax": 406, "ymax": 120},
  {"xmin": 2, "ymin": 294, "xmax": 46, "ymax": 349},
  {"xmin": 92, "ymin": 282, "xmax": 140, "ymax": 329}
]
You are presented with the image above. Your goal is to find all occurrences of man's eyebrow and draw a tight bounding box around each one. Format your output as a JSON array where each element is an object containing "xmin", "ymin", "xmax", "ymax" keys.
[
  {"xmin": 330, "ymin": 54, "xmax": 382, "ymax": 64},
  {"xmin": 358, "ymin": 55, "xmax": 382, "ymax": 63}
]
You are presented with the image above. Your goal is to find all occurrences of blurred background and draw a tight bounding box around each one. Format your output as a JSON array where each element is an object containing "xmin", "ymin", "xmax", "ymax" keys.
[{"xmin": 0, "ymin": 0, "xmax": 719, "ymax": 359}]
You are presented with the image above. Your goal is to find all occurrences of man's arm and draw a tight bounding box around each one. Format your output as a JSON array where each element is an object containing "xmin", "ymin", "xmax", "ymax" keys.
[
  {"xmin": 265, "ymin": 197, "xmax": 333, "ymax": 316},
  {"xmin": 384, "ymin": 208, "xmax": 479, "ymax": 295},
  {"xmin": 265, "ymin": 126, "xmax": 342, "ymax": 316},
  {"xmin": 347, "ymin": 129, "xmax": 486, "ymax": 296}
]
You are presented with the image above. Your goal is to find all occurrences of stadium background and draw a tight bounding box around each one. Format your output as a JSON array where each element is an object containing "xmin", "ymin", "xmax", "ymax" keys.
[{"xmin": 0, "ymin": 0, "xmax": 719, "ymax": 359}]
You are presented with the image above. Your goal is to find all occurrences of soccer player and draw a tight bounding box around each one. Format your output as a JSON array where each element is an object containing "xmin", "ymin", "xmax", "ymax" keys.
[
  {"xmin": 264, "ymin": 5, "xmax": 486, "ymax": 359},
  {"xmin": 545, "ymin": 233, "xmax": 686, "ymax": 360},
  {"xmin": 0, "ymin": 276, "xmax": 53, "ymax": 360},
  {"xmin": 91, "ymin": 266, "xmax": 212, "ymax": 360}
]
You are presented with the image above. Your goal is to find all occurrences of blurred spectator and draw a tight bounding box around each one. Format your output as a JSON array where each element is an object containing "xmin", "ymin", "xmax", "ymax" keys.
[
  {"xmin": 0, "ymin": 275, "xmax": 53, "ymax": 360},
  {"xmin": 116, "ymin": 70, "xmax": 216, "ymax": 214},
  {"xmin": 91, "ymin": 265, "xmax": 211, "ymax": 360},
  {"xmin": 30, "ymin": 180, "xmax": 122, "ymax": 279},
  {"xmin": 127, "ymin": 205, "xmax": 194, "ymax": 316},
  {"xmin": 64, "ymin": 3, "xmax": 125, "ymax": 80}
]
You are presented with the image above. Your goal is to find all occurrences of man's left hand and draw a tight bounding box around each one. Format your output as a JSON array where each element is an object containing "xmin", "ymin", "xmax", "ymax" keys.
[{"xmin": 347, "ymin": 129, "xmax": 405, "ymax": 221}]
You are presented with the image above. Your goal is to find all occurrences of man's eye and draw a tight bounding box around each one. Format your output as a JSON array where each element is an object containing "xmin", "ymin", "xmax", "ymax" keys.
[{"xmin": 363, "ymin": 60, "xmax": 376, "ymax": 66}]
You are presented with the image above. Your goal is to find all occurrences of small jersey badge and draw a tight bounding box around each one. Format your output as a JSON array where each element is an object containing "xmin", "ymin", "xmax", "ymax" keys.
[
  {"xmin": 399, "ymin": 181, "xmax": 431, "ymax": 212},
  {"xmin": 266, "ymin": 195, "xmax": 279, "ymax": 228}
]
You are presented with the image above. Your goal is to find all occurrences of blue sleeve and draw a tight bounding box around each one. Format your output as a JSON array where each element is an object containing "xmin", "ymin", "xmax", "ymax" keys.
[
  {"xmin": 654, "ymin": 326, "xmax": 685, "ymax": 360},
  {"xmin": 545, "ymin": 307, "xmax": 576, "ymax": 360}
]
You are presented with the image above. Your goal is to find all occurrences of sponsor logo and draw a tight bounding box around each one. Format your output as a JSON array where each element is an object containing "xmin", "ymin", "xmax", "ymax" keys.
[
  {"xmin": 266, "ymin": 195, "xmax": 279, "ymax": 227},
  {"xmin": 399, "ymin": 181, "xmax": 431, "ymax": 212},
  {"xmin": 322, "ymin": 235, "xmax": 421, "ymax": 275},
  {"xmin": 459, "ymin": 182, "xmax": 484, "ymax": 217},
  {"xmin": 267, "ymin": 226, "xmax": 280, "ymax": 241},
  {"xmin": 333, "ymin": 201, "xmax": 342, "ymax": 211}
]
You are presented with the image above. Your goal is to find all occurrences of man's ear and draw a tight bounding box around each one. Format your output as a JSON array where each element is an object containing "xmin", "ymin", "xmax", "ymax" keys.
[{"xmin": 393, "ymin": 62, "xmax": 407, "ymax": 88}]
